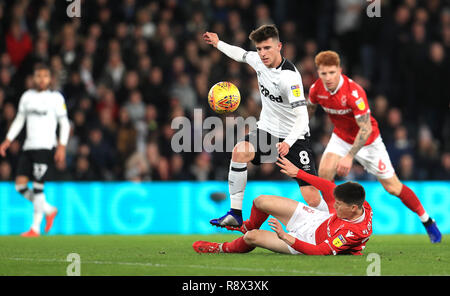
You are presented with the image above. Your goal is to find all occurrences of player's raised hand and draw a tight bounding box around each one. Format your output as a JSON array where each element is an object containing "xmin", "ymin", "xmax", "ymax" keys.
[
  {"xmin": 203, "ymin": 32, "xmax": 219, "ymax": 47},
  {"xmin": 0, "ymin": 139, "xmax": 11, "ymax": 157},
  {"xmin": 276, "ymin": 156, "xmax": 299, "ymax": 178}
]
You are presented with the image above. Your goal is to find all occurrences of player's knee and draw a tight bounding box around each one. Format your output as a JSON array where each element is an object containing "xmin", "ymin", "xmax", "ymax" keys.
[
  {"xmin": 254, "ymin": 195, "xmax": 271, "ymax": 210},
  {"xmin": 232, "ymin": 142, "xmax": 254, "ymax": 163},
  {"xmin": 243, "ymin": 230, "xmax": 259, "ymax": 245},
  {"xmin": 15, "ymin": 176, "xmax": 28, "ymax": 188},
  {"xmin": 301, "ymin": 186, "xmax": 321, "ymax": 207}
]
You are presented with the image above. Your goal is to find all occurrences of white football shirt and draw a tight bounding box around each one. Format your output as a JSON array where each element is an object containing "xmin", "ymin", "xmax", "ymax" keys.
[
  {"xmin": 243, "ymin": 51, "xmax": 310, "ymax": 139},
  {"xmin": 7, "ymin": 89, "xmax": 69, "ymax": 150}
]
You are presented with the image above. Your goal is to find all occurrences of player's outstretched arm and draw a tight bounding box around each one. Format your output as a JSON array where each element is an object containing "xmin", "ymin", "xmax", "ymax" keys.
[
  {"xmin": 203, "ymin": 32, "xmax": 246, "ymax": 63},
  {"xmin": 277, "ymin": 156, "xmax": 336, "ymax": 208}
]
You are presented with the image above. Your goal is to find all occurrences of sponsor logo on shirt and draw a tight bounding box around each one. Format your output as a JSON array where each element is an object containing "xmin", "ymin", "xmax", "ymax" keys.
[
  {"xmin": 28, "ymin": 110, "xmax": 48, "ymax": 116},
  {"xmin": 332, "ymin": 235, "xmax": 347, "ymax": 248},
  {"xmin": 291, "ymin": 84, "xmax": 301, "ymax": 97},
  {"xmin": 260, "ymin": 83, "xmax": 283, "ymax": 103},
  {"xmin": 355, "ymin": 98, "xmax": 366, "ymax": 110},
  {"xmin": 322, "ymin": 106, "xmax": 352, "ymax": 115}
]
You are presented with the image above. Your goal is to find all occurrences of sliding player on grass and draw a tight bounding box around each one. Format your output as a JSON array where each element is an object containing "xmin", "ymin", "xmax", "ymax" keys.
[
  {"xmin": 308, "ymin": 50, "xmax": 441, "ymax": 243},
  {"xmin": 193, "ymin": 156, "xmax": 372, "ymax": 255}
]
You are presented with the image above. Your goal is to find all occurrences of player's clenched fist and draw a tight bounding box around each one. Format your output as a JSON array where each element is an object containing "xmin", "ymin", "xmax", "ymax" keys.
[{"xmin": 203, "ymin": 32, "xmax": 219, "ymax": 47}]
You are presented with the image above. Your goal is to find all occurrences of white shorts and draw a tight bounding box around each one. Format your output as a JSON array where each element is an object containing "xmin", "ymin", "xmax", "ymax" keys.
[
  {"xmin": 285, "ymin": 202, "xmax": 331, "ymax": 255},
  {"xmin": 323, "ymin": 133, "xmax": 395, "ymax": 179}
]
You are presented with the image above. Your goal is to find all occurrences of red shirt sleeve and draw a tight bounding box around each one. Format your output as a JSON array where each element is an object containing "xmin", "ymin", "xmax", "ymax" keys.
[
  {"xmin": 347, "ymin": 83, "xmax": 370, "ymax": 118},
  {"xmin": 296, "ymin": 169, "xmax": 336, "ymax": 212},
  {"xmin": 291, "ymin": 239, "xmax": 333, "ymax": 255}
]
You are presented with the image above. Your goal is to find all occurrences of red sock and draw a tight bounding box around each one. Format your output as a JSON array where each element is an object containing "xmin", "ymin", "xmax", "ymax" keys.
[
  {"xmin": 398, "ymin": 185, "xmax": 425, "ymax": 216},
  {"xmin": 222, "ymin": 236, "xmax": 254, "ymax": 253},
  {"xmin": 247, "ymin": 201, "xmax": 269, "ymax": 230}
]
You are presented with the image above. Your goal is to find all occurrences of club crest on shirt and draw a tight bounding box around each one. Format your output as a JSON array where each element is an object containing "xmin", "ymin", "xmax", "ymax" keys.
[
  {"xmin": 340, "ymin": 95, "xmax": 347, "ymax": 106},
  {"xmin": 332, "ymin": 235, "xmax": 347, "ymax": 248},
  {"xmin": 355, "ymin": 98, "xmax": 366, "ymax": 110},
  {"xmin": 291, "ymin": 84, "xmax": 301, "ymax": 97}
]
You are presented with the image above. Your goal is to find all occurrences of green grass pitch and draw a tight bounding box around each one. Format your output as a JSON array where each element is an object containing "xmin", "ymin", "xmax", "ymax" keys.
[{"xmin": 0, "ymin": 234, "xmax": 448, "ymax": 276}]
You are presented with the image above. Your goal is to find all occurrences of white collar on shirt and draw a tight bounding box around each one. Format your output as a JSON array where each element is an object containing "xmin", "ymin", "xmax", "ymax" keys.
[
  {"xmin": 325, "ymin": 75, "xmax": 344, "ymax": 95},
  {"xmin": 343, "ymin": 208, "xmax": 365, "ymax": 224}
]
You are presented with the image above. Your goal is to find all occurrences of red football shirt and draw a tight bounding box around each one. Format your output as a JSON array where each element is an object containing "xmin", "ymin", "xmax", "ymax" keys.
[
  {"xmin": 309, "ymin": 74, "xmax": 380, "ymax": 145},
  {"xmin": 313, "ymin": 201, "xmax": 373, "ymax": 255},
  {"xmin": 291, "ymin": 169, "xmax": 373, "ymax": 255}
]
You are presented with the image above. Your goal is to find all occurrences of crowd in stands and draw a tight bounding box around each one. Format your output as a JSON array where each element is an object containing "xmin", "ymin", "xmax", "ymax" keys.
[{"xmin": 0, "ymin": 0, "xmax": 449, "ymax": 182}]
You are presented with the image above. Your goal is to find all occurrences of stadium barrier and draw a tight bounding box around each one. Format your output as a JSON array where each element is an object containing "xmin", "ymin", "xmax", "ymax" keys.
[{"xmin": 0, "ymin": 181, "xmax": 448, "ymax": 235}]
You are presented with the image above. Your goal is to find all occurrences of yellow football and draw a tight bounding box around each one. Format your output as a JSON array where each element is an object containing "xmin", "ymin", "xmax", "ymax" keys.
[{"xmin": 207, "ymin": 81, "xmax": 241, "ymax": 114}]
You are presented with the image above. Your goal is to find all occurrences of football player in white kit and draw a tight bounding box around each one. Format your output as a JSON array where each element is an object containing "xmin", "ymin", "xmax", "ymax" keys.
[
  {"xmin": 0, "ymin": 64, "xmax": 70, "ymax": 237},
  {"xmin": 203, "ymin": 25, "xmax": 323, "ymax": 228}
]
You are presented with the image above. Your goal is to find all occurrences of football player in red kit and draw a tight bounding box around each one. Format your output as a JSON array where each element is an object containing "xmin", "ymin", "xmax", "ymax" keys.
[
  {"xmin": 193, "ymin": 156, "xmax": 372, "ymax": 256},
  {"xmin": 308, "ymin": 50, "xmax": 440, "ymax": 243}
]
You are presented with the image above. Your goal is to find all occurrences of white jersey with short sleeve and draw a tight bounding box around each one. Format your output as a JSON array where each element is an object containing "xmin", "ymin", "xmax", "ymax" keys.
[
  {"xmin": 243, "ymin": 51, "xmax": 310, "ymax": 139},
  {"xmin": 9, "ymin": 89, "xmax": 69, "ymax": 150}
]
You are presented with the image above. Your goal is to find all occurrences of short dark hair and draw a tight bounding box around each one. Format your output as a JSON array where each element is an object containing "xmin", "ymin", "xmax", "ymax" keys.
[
  {"xmin": 34, "ymin": 63, "xmax": 51, "ymax": 73},
  {"xmin": 249, "ymin": 24, "xmax": 279, "ymax": 43},
  {"xmin": 333, "ymin": 182, "xmax": 365, "ymax": 208}
]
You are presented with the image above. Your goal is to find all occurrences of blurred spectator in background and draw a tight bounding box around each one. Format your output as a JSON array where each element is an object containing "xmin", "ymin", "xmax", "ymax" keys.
[
  {"xmin": 5, "ymin": 20, "xmax": 32, "ymax": 69},
  {"xmin": 434, "ymin": 151, "xmax": 450, "ymax": 180}
]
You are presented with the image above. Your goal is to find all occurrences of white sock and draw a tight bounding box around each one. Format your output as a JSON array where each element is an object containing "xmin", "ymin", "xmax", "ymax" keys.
[
  {"xmin": 228, "ymin": 161, "xmax": 247, "ymax": 210},
  {"xmin": 31, "ymin": 193, "xmax": 46, "ymax": 233},
  {"xmin": 419, "ymin": 212, "xmax": 430, "ymax": 223},
  {"xmin": 313, "ymin": 198, "xmax": 329, "ymax": 212},
  {"xmin": 33, "ymin": 183, "xmax": 55, "ymax": 215}
]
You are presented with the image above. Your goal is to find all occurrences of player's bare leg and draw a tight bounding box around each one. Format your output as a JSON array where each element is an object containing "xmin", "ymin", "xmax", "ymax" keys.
[
  {"xmin": 210, "ymin": 141, "xmax": 255, "ymax": 227},
  {"xmin": 253, "ymin": 194, "xmax": 298, "ymax": 226},
  {"xmin": 225, "ymin": 194, "xmax": 298, "ymax": 233},
  {"xmin": 243, "ymin": 229, "xmax": 292, "ymax": 254},
  {"xmin": 197, "ymin": 196, "xmax": 298, "ymax": 254},
  {"xmin": 299, "ymin": 185, "xmax": 322, "ymax": 208},
  {"xmin": 318, "ymin": 152, "xmax": 341, "ymax": 181},
  {"xmin": 378, "ymin": 174, "xmax": 441, "ymax": 243}
]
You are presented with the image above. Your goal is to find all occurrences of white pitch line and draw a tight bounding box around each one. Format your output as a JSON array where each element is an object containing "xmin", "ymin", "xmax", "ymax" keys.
[{"xmin": 2, "ymin": 257, "xmax": 350, "ymax": 276}]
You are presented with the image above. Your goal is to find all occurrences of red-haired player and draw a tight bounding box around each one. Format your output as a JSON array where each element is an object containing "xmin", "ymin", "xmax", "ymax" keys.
[{"xmin": 307, "ymin": 51, "xmax": 441, "ymax": 243}]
